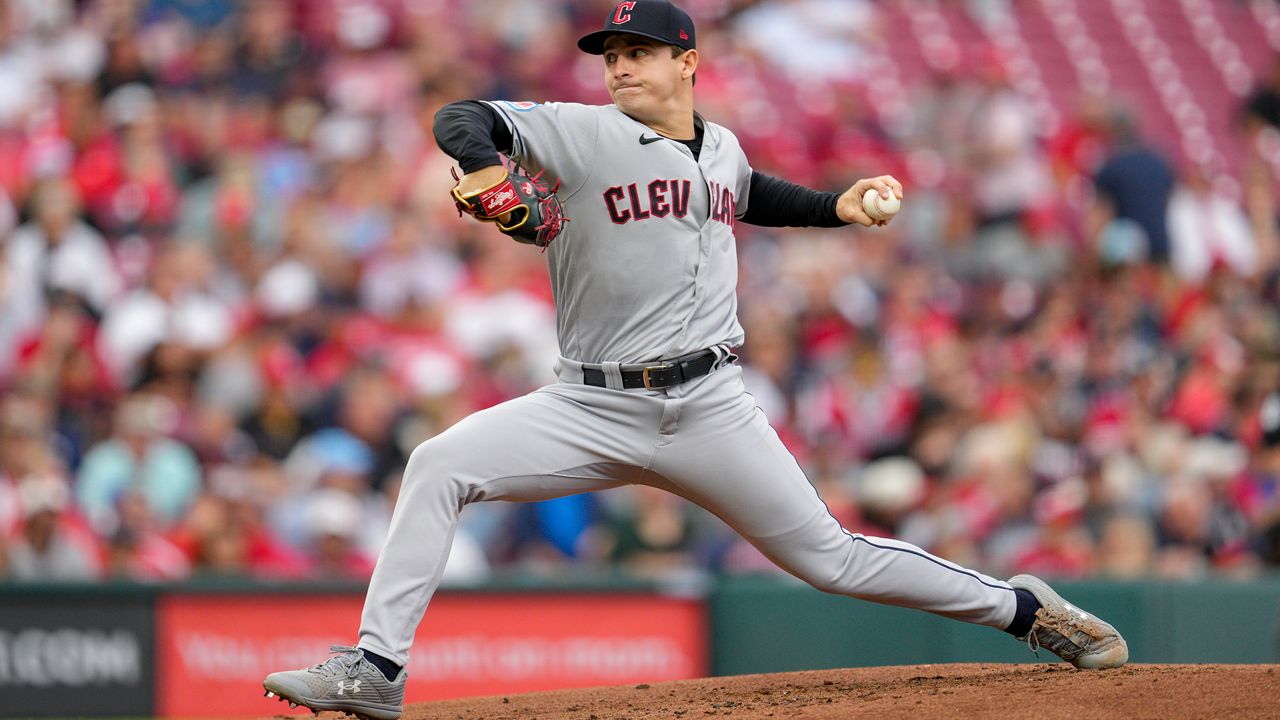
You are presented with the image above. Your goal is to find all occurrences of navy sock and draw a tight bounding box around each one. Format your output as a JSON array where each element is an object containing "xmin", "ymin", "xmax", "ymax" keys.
[
  {"xmin": 361, "ymin": 649, "xmax": 402, "ymax": 681},
  {"xmin": 1004, "ymin": 588, "xmax": 1042, "ymax": 637}
]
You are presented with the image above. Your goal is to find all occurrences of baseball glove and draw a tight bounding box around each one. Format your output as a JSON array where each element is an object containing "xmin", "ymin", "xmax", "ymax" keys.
[{"xmin": 450, "ymin": 166, "xmax": 569, "ymax": 248}]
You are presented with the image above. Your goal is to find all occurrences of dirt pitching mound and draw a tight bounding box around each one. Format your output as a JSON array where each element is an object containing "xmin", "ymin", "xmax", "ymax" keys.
[{"xmin": 384, "ymin": 663, "xmax": 1279, "ymax": 720}]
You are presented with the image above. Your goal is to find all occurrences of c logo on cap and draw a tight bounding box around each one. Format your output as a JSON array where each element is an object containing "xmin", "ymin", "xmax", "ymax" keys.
[{"xmin": 613, "ymin": 1, "xmax": 637, "ymax": 24}]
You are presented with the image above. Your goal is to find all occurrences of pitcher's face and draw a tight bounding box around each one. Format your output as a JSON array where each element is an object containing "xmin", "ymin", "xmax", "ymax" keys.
[{"xmin": 603, "ymin": 35, "xmax": 693, "ymax": 120}]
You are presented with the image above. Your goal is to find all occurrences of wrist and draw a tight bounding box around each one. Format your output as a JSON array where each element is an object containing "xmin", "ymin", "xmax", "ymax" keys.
[
  {"xmin": 835, "ymin": 190, "xmax": 858, "ymax": 224},
  {"xmin": 457, "ymin": 165, "xmax": 508, "ymax": 195}
]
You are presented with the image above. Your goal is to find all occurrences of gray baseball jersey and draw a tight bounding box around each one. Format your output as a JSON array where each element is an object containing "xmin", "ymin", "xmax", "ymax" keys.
[
  {"xmin": 480, "ymin": 100, "xmax": 750, "ymax": 364},
  {"xmin": 355, "ymin": 100, "xmax": 1019, "ymax": 667}
]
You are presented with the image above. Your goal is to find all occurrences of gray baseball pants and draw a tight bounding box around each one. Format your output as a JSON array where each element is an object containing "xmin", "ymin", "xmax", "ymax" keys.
[{"xmin": 358, "ymin": 361, "xmax": 1016, "ymax": 665}]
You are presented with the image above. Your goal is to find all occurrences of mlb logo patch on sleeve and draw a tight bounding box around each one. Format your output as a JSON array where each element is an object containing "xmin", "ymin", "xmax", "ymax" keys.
[{"xmin": 501, "ymin": 101, "xmax": 540, "ymax": 112}]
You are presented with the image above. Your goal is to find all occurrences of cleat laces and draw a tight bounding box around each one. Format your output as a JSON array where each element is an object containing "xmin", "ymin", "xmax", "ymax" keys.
[{"xmin": 311, "ymin": 645, "xmax": 366, "ymax": 679}]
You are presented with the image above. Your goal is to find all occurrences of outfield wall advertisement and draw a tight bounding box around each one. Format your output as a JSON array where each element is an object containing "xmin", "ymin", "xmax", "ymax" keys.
[
  {"xmin": 0, "ymin": 593, "xmax": 155, "ymax": 717},
  {"xmin": 156, "ymin": 593, "xmax": 708, "ymax": 717}
]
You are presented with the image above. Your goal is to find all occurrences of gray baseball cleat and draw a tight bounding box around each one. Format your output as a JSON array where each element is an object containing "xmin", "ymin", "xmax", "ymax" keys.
[
  {"xmin": 1009, "ymin": 574, "xmax": 1129, "ymax": 669},
  {"xmin": 263, "ymin": 645, "xmax": 406, "ymax": 720}
]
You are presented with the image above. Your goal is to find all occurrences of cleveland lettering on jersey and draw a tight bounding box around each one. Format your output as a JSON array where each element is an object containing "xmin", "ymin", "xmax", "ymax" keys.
[
  {"xmin": 603, "ymin": 179, "xmax": 693, "ymax": 224},
  {"xmin": 708, "ymin": 180, "xmax": 736, "ymax": 229}
]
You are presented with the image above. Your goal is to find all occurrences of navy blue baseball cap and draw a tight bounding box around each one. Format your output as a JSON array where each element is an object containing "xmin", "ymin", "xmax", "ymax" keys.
[{"xmin": 578, "ymin": 1, "xmax": 696, "ymax": 55}]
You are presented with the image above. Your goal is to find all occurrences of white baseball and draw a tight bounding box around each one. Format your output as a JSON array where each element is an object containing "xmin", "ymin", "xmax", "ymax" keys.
[{"xmin": 862, "ymin": 188, "xmax": 901, "ymax": 222}]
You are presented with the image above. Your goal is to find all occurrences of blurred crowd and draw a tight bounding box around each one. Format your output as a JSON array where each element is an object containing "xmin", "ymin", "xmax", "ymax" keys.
[{"xmin": 2, "ymin": 0, "xmax": 1280, "ymax": 586}]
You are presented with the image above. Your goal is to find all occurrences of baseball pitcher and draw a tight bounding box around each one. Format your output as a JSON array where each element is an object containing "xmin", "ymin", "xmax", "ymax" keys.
[{"xmin": 263, "ymin": 3, "xmax": 1127, "ymax": 717}]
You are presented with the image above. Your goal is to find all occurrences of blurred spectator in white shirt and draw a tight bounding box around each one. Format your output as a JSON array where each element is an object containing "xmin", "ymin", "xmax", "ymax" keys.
[
  {"xmin": 1167, "ymin": 165, "xmax": 1258, "ymax": 284},
  {"xmin": 359, "ymin": 211, "xmax": 464, "ymax": 318},
  {"xmin": 0, "ymin": 1, "xmax": 44, "ymax": 129},
  {"xmin": 966, "ymin": 60, "xmax": 1054, "ymax": 225},
  {"xmin": 98, "ymin": 243, "xmax": 234, "ymax": 383},
  {"xmin": 445, "ymin": 240, "xmax": 558, "ymax": 388},
  {"xmin": 8, "ymin": 473, "xmax": 101, "ymax": 581},
  {"xmin": 1, "ymin": 178, "xmax": 121, "ymax": 376}
]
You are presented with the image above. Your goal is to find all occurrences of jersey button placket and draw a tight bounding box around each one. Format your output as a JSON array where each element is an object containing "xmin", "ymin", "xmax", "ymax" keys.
[{"xmin": 670, "ymin": 135, "xmax": 714, "ymax": 353}]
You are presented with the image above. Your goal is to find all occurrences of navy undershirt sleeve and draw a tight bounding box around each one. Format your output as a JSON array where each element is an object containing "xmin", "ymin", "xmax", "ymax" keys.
[
  {"xmin": 742, "ymin": 171, "xmax": 846, "ymax": 228},
  {"xmin": 432, "ymin": 100, "xmax": 515, "ymax": 173}
]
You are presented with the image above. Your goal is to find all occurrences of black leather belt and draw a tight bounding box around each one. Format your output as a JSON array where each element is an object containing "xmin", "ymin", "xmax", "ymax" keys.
[{"xmin": 582, "ymin": 350, "xmax": 720, "ymax": 389}]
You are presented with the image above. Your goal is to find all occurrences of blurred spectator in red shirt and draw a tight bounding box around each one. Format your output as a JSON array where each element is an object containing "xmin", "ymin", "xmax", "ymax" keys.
[
  {"xmin": 1010, "ymin": 477, "xmax": 1095, "ymax": 579},
  {"xmin": 103, "ymin": 488, "xmax": 190, "ymax": 581}
]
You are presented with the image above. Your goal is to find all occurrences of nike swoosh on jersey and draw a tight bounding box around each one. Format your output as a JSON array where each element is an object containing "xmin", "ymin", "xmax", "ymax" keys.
[{"xmin": 638, "ymin": 134, "xmax": 663, "ymax": 145}]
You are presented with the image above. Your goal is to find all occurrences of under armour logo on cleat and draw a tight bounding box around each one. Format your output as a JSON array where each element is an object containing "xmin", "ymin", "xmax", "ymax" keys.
[{"xmin": 336, "ymin": 679, "xmax": 362, "ymax": 695}]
